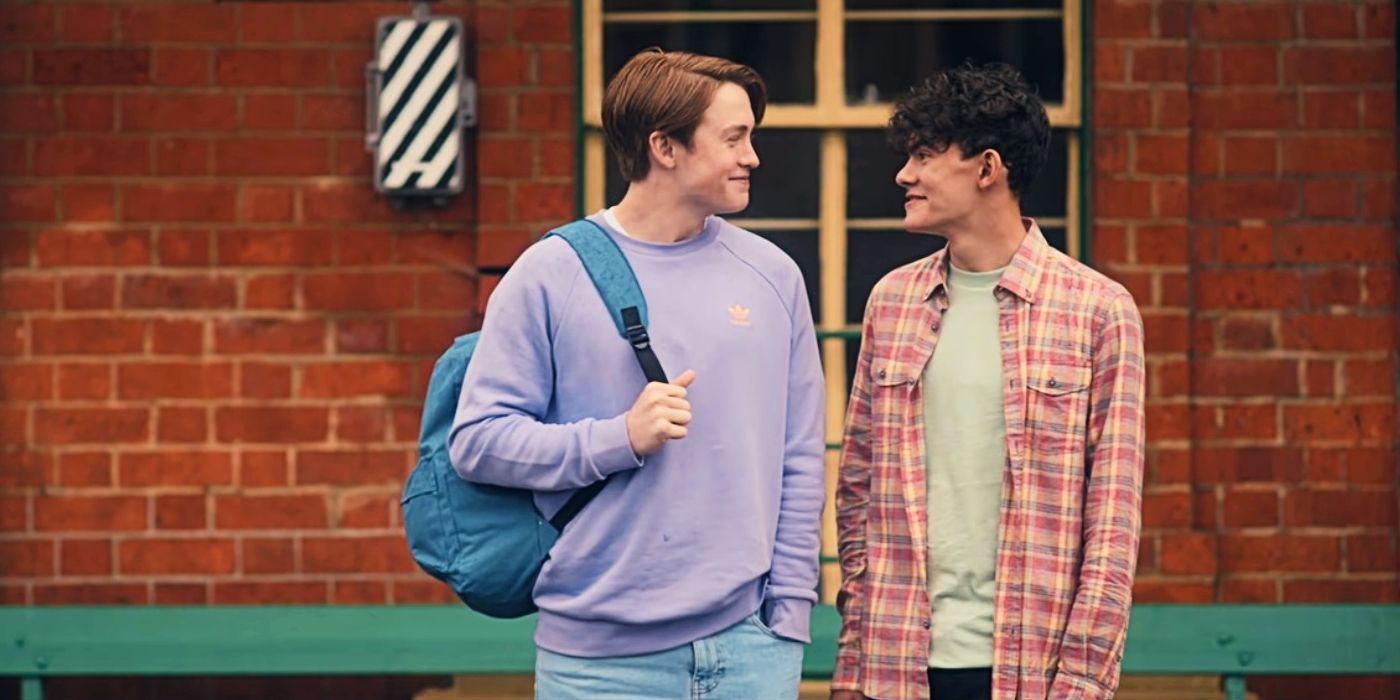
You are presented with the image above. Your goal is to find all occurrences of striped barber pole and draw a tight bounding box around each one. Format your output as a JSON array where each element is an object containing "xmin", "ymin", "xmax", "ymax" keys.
[{"xmin": 368, "ymin": 12, "xmax": 474, "ymax": 197}]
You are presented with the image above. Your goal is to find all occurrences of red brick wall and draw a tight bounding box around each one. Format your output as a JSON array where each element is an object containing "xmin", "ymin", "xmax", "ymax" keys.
[{"xmin": 1094, "ymin": 1, "xmax": 1396, "ymax": 696}]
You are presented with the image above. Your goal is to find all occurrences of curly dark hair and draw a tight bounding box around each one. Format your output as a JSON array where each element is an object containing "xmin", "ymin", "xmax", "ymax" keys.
[{"xmin": 888, "ymin": 63, "xmax": 1051, "ymax": 199}]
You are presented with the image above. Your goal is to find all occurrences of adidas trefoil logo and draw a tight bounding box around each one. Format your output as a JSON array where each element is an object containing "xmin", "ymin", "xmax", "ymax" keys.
[{"xmin": 728, "ymin": 304, "xmax": 751, "ymax": 327}]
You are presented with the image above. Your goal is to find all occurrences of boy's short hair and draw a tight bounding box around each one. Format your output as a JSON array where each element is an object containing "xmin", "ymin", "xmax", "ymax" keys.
[
  {"xmin": 888, "ymin": 63, "xmax": 1051, "ymax": 199},
  {"xmin": 603, "ymin": 48, "xmax": 767, "ymax": 182}
]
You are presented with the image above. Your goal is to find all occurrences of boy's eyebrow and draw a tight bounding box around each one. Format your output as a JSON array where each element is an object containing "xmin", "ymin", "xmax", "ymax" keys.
[{"xmin": 722, "ymin": 124, "xmax": 751, "ymax": 137}]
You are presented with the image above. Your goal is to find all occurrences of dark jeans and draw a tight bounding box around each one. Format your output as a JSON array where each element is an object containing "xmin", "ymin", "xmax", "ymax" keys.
[{"xmin": 927, "ymin": 667, "xmax": 993, "ymax": 700}]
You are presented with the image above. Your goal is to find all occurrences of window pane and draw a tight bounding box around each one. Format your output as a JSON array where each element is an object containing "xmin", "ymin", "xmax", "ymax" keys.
[
  {"xmin": 1020, "ymin": 129, "xmax": 1068, "ymax": 219},
  {"xmin": 1039, "ymin": 226, "xmax": 1067, "ymax": 254},
  {"xmin": 845, "ymin": 229, "xmax": 944, "ymax": 325},
  {"xmin": 605, "ymin": 129, "xmax": 820, "ymax": 218},
  {"xmin": 847, "ymin": 129, "xmax": 904, "ymax": 219},
  {"xmin": 607, "ymin": 0, "xmax": 813, "ymax": 9},
  {"xmin": 845, "ymin": 20, "xmax": 1063, "ymax": 105},
  {"xmin": 846, "ymin": 0, "xmax": 1059, "ymax": 9},
  {"xmin": 604, "ymin": 22, "xmax": 816, "ymax": 103},
  {"xmin": 757, "ymin": 230, "xmax": 821, "ymax": 320}
]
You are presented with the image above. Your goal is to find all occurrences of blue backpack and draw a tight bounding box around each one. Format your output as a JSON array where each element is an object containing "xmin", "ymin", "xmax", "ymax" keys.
[{"xmin": 401, "ymin": 219, "xmax": 667, "ymax": 618}]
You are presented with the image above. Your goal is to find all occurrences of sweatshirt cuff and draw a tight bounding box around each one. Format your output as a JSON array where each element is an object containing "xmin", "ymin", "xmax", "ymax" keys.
[
  {"xmin": 764, "ymin": 596, "xmax": 813, "ymax": 644},
  {"xmin": 590, "ymin": 414, "xmax": 644, "ymax": 477}
]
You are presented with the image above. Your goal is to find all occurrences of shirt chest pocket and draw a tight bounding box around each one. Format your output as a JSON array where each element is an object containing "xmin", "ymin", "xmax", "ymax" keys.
[{"xmin": 1024, "ymin": 360, "xmax": 1092, "ymax": 454}]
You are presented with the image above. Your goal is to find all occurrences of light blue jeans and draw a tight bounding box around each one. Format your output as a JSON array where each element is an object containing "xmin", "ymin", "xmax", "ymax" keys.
[{"xmin": 534, "ymin": 613, "xmax": 804, "ymax": 700}]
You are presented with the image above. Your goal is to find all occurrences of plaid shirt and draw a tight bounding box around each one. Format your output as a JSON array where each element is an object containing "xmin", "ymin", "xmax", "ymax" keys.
[{"xmin": 833, "ymin": 222, "xmax": 1145, "ymax": 700}]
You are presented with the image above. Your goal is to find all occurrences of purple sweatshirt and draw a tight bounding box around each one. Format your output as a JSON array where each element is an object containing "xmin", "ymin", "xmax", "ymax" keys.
[{"xmin": 448, "ymin": 213, "xmax": 826, "ymax": 658}]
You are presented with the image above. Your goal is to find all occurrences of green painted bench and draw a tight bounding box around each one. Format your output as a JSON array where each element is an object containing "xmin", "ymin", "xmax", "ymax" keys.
[{"xmin": 2, "ymin": 604, "xmax": 1396, "ymax": 700}]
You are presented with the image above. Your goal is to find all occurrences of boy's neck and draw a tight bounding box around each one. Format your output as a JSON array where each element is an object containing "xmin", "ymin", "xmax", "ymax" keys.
[{"xmin": 612, "ymin": 182, "xmax": 710, "ymax": 244}]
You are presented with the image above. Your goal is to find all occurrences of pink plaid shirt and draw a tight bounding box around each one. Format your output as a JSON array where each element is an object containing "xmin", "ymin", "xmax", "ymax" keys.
[{"xmin": 833, "ymin": 222, "xmax": 1146, "ymax": 700}]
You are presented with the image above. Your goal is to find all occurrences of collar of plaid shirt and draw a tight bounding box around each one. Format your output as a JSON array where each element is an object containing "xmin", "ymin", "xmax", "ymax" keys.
[{"xmin": 832, "ymin": 218, "xmax": 1146, "ymax": 700}]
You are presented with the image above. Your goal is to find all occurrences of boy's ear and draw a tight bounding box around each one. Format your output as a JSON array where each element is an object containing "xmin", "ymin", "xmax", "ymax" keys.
[{"xmin": 648, "ymin": 131, "xmax": 677, "ymax": 170}]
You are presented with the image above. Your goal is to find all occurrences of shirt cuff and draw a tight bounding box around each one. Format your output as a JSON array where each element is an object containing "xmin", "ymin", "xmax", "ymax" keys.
[
  {"xmin": 1048, "ymin": 669, "xmax": 1111, "ymax": 700},
  {"xmin": 589, "ymin": 414, "xmax": 644, "ymax": 477}
]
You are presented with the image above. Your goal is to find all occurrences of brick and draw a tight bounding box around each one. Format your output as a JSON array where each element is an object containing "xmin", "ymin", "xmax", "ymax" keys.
[
  {"xmin": 1093, "ymin": 89, "xmax": 1152, "ymax": 128},
  {"xmin": 1282, "ymin": 315, "xmax": 1396, "ymax": 352},
  {"xmin": 0, "ymin": 363, "xmax": 52, "ymax": 400},
  {"xmin": 120, "ymin": 451, "xmax": 233, "ymax": 488},
  {"xmin": 122, "ymin": 183, "xmax": 236, "ymax": 223},
  {"xmin": 1306, "ymin": 360, "xmax": 1337, "ymax": 398},
  {"xmin": 218, "ymin": 229, "xmax": 333, "ymax": 267},
  {"xmin": 335, "ymin": 406, "xmax": 387, "ymax": 443},
  {"xmin": 35, "ymin": 49, "xmax": 150, "ymax": 86},
  {"xmin": 0, "ymin": 276, "xmax": 55, "ymax": 311},
  {"xmin": 302, "ymin": 183, "xmax": 398, "ymax": 223},
  {"xmin": 1156, "ymin": 89, "xmax": 1190, "ymax": 128},
  {"xmin": 337, "ymin": 492, "xmax": 393, "ymax": 529},
  {"xmin": 304, "ymin": 273, "xmax": 414, "ymax": 311},
  {"xmin": 301, "ymin": 94, "xmax": 360, "ymax": 131},
  {"xmin": 1302, "ymin": 92, "xmax": 1360, "ymax": 129},
  {"xmin": 418, "ymin": 270, "xmax": 477, "ymax": 311},
  {"xmin": 57, "ymin": 3, "xmax": 111, "ymax": 42},
  {"xmin": 122, "ymin": 274, "xmax": 237, "ymax": 310},
  {"xmin": 392, "ymin": 580, "xmax": 458, "ymax": 604},
  {"xmin": 1222, "ymin": 535, "xmax": 1339, "ymax": 573},
  {"xmin": 216, "ymin": 493, "xmax": 327, "ymax": 530},
  {"xmin": 1286, "ymin": 489, "xmax": 1396, "ymax": 528},
  {"xmin": 35, "ymin": 407, "xmax": 147, "ymax": 445},
  {"xmin": 1302, "ymin": 179, "xmax": 1358, "ymax": 218},
  {"xmin": 1221, "ymin": 137, "xmax": 1276, "ymax": 176},
  {"xmin": 243, "ymin": 538, "xmax": 295, "ymax": 574},
  {"xmin": 514, "ymin": 182, "xmax": 573, "ymax": 223},
  {"xmin": 1193, "ymin": 359, "xmax": 1298, "ymax": 397},
  {"xmin": 239, "ymin": 3, "xmax": 296, "ymax": 42},
  {"xmin": 1219, "ymin": 578, "xmax": 1276, "ymax": 603},
  {"xmin": 1303, "ymin": 4, "xmax": 1358, "ymax": 39},
  {"xmin": 117, "ymin": 4, "xmax": 235, "ymax": 43},
  {"xmin": 334, "ymin": 319, "xmax": 389, "ymax": 354},
  {"xmin": 1095, "ymin": 1, "xmax": 1151, "ymax": 38},
  {"xmin": 1345, "ymin": 359, "xmax": 1393, "ymax": 398},
  {"xmin": 539, "ymin": 48, "xmax": 572, "ymax": 87},
  {"xmin": 303, "ymin": 536, "xmax": 414, "ymax": 573},
  {"xmin": 155, "ymin": 138, "xmax": 211, "ymax": 176},
  {"xmin": 57, "ymin": 363, "xmax": 111, "ymax": 400},
  {"xmin": 1285, "ymin": 47, "xmax": 1393, "ymax": 84},
  {"xmin": 1221, "ymin": 488, "xmax": 1278, "ymax": 528},
  {"xmin": 35, "ymin": 584, "xmax": 147, "ymax": 605},
  {"xmin": 151, "ymin": 318, "xmax": 205, "ymax": 355},
  {"xmin": 1141, "ymin": 491, "xmax": 1190, "ymax": 528},
  {"xmin": 1284, "ymin": 136, "xmax": 1395, "ymax": 175},
  {"xmin": 0, "ymin": 412, "xmax": 30, "ymax": 450},
  {"xmin": 216, "ymin": 407, "xmax": 329, "ymax": 443},
  {"xmin": 153, "ymin": 48, "xmax": 210, "ymax": 87},
  {"xmin": 0, "ymin": 496, "xmax": 26, "ymax": 531},
  {"xmin": 1303, "ymin": 268, "xmax": 1362, "ymax": 308},
  {"xmin": 517, "ymin": 92, "xmax": 573, "ymax": 133},
  {"xmin": 1363, "ymin": 89, "xmax": 1394, "ymax": 129},
  {"xmin": 0, "ymin": 185, "xmax": 58, "ymax": 222},
  {"xmin": 216, "ymin": 49, "xmax": 331, "ymax": 88},
  {"xmin": 1213, "ymin": 226, "xmax": 1272, "ymax": 265},
  {"xmin": 158, "ymin": 407, "xmax": 207, "ymax": 443},
  {"xmin": 1159, "ymin": 532, "xmax": 1216, "ymax": 575},
  {"xmin": 156, "ymin": 495, "xmax": 206, "ymax": 530},
  {"xmin": 1348, "ymin": 534, "xmax": 1397, "ymax": 573},
  {"xmin": 1133, "ymin": 135, "xmax": 1187, "ymax": 176},
  {"xmin": 236, "ymin": 185, "xmax": 296, "ymax": 222},
  {"xmin": 479, "ymin": 47, "xmax": 532, "ymax": 88},
  {"xmin": 240, "ymin": 272, "xmax": 296, "ymax": 310},
  {"xmin": 1194, "ymin": 270, "xmax": 1302, "ymax": 310},
  {"xmin": 1284, "ymin": 403, "xmax": 1395, "ymax": 442},
  {"xmin": 1192, "ymin": 91, "xmax": 1296, "ymax": 130},
  {"xmin": 59, "ymin": 274, "xmax": 113, "ymax": 310},
  {"xmin": 243, "ymin": 93, "xmax": 297, "ymax": 131},
  {"xmin": 36, "ymin": 495, "xmax": 145, "ymax": 532},
  {"xmin": 120, "ymin": 538, "xmax": 236, "ymax": 575},
  {"xmin": 333, "ymin": 580, "xmax": 388, "ymax": 604},
  {"xmin": 215, "ymin": 138, "xmax": 329, "ymax": 176},
  {"xmin": 157, "ymin": 229, "xmax": 212, "ymax": 266},
  {"xmin": 1195, "ymin": 404, "xmax": 1278, "ymax": 441},
  {"xmin": 60, "ymin": 184, "xmax": 115, "ymax": 223},
  {"xmin": 1130, "ymin": 46, "xmax": 1186, "ymax": 84},
  {"xmin": 214, "ymin": 319, "xmax": 324, "ymax": 354},
  {"xmin": 1193, "ymin": 2, "xmax": 1293, "ymax": 40},
  {"xmin": 36, "ymin": 229, "xmax": 147, "ymax": 267},
  {"xmin": 0, "ymin": 540, "xmax": 52, "ymax": 576},
  {"xmin": 215, "ymin": 582, "xmax": 329, "ymax": 605},
  {"xmin": 1192, "ymin": 180, "xmax": 1298, "ymax": 220},
  {"xmin": 0, "ymin": 3, "xmax": 53, "ymax": 42},
  {"xmin": 1219, "ymin": 46, "xmax": 1278, "ymax": 86},
  {"xmin": 155, "ymin": 584, "xmax": 207, "ymax": 604},
  {"xmin": 240, "ymin": 362, "xmax": 292, "ymax": 399},
  {"xmin": 300, "ymin": 362, "xmax": 414, "ymax": 399},
  {"xmin": 1284, "ymin": 579, "xmax": 1397, "ymax": 603},
  {"xmin": 0, "ymin": 93, "xmax": 56, "ymax": 132},
  {"xmin": 336, "ymin": 230, "xmax": 393, "ymax": 265},
  {"xmin": 61, "ymin": 93, "xmax": 114, "ymax": 131},
  {"xmin": 479, "ymin": 137, "xmax": 534, "ymax": 178},
  {"xmin": 516, "ymin": 6, "xmax": 571, "ymax": 43},
  {"xmin": 297, "ymin": 450, "xmax": 407, "ymax": 486},
  {"xmin": 1362, "ymin": 178, "xmax": 1396, "ymax": 218},
  {"xmin": 60, "ymin": 538, "xmax": 112, "ymax": 576},
  {"xmin": 240, "ymin": 451, "xmax": 289, "ymax": 487},
  {"xmin": 121, "ymin": 93, "xmax": 238, "ymax": 132}
]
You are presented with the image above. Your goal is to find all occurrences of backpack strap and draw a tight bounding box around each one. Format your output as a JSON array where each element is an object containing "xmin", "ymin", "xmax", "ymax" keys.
[
  {"xmin": 546, "ymin": 220, "xmax": 668, "ymax": 385},
  {"xmin": 543, "ymin": 219, "xmax": 668, "ymax": 530}
]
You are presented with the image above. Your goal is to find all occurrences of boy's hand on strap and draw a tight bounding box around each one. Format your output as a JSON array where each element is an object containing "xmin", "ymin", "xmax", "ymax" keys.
[{"xmin": 626, "ymin": 369, "xmax": 696, "ymax": 456}]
